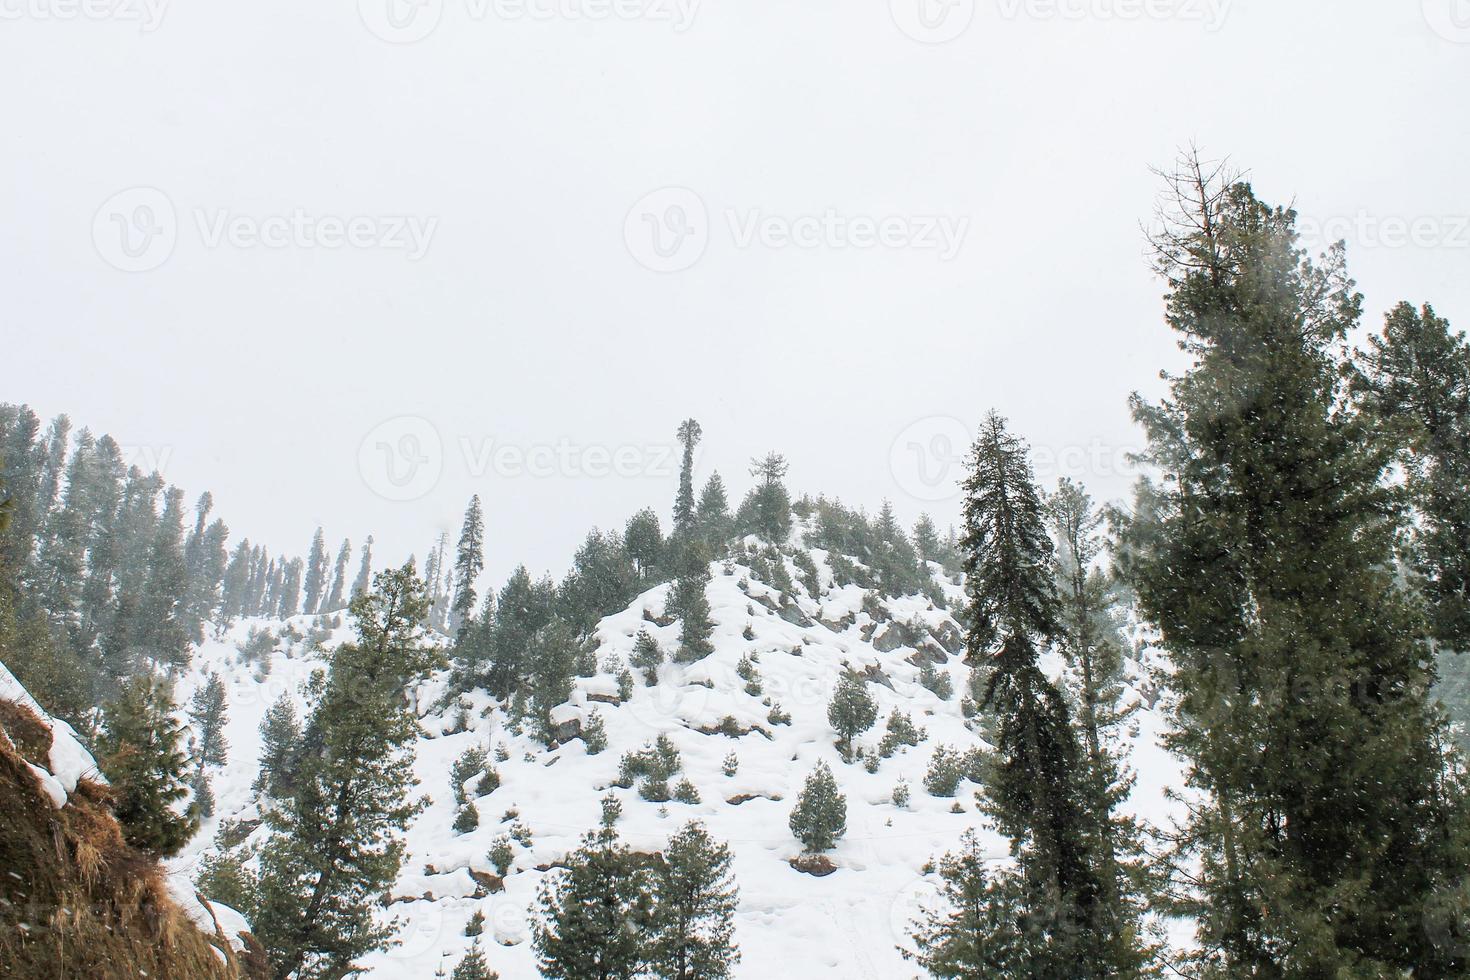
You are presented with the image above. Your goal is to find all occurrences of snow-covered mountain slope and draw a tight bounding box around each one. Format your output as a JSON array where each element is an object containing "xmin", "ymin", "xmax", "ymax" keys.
[{"xmin": 170, "ymin": 535, "xmax": 1184, "ymax": 978}]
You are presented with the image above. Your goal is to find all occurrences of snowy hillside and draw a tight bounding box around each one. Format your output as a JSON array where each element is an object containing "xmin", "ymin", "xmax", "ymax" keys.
[{"xmin": 170, "ymin": 528, "xmax": 1183, "ymax": 979}]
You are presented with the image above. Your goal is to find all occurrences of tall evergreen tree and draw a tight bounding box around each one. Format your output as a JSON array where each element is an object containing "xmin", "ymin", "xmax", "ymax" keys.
[
  {"xmin": 451, "ymin": 496, "xmax": 485, "ymax": 638},
  {"xmin": 742, "ymin": 452, "xmax": 791, "ymax": 544},
  {"xmin": 648, "ymin": 822, "xmax": 740, "ymax": 980},
  {"xmin": 624, "ymin": 507, "xmax": 664, "ymax": 587},
  {"xmin": 276, "ymin": 557, "xmax": 303, "ymax": 619},
  {"xmin": 827, "ymin": 671, "xmax": 878, "ymax": 758},
  {"xmin": 187, "ymin": 670, "xmax": 230, "ymax": 817},
  {"xmin": 255, "ymin": 694, "xmax": 302, "ymax": 800},
  {"xmin": 133, "ymin": 486, "xmax": 191, "ymax": 670},
  {"xmin": 302, "ymin": 527, "xmax": 329, "ymax": 616},
  {"xmin": 1119, "ymin": 155, "xmax": 1470, "ymax": 975},
  {"xmin": 1357, "ymin": 301, "xmax": 1470, "ymax": 650},
  {"xmin": 694, "ymin": 473, "xmax": 732, "ymax": 554},
  {"xmin": 97, "ymin": 673, "xmax": 199, "ymax": 857},
  {"xmin": 960, "ymin": 411, "xmax": 1110, "ymax": 974},
  {"xmin": 532, "ymin": 826, "xmax": 654, "ymax": 980},
  {"xmin": 252, "ymin": 563, "xmax": 440, "ymax": 980},
  {"xmin": 673, "ymin": 419, "xmax": 703, "ymax": 533},
  {"xmin": 788, "ymin": 761, "xmax": 846, "ymax": 853},
  {"xmin": 668, "ymin": 542, "xmax": 714, "ymax": 663},
  {"xmin": 324, "ymin": 538, "xmax": 351, "ymax": 613},
  {"xmin": 905, "ymin": 830, "xmax": 1029, "ymax": 977},
  {"xmin": 351, "ymin": 534, "xmax": 374, "ymax": 600}
]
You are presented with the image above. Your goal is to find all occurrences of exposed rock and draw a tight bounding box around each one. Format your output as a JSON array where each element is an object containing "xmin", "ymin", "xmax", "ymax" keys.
[
  {"xmin": 469, "ymin": 869, "xmax": 505, "ymax": 896},
  {"xmin": 789, "ymin": 854, "xmax": 837, "ymax": 877},
  {"xmin": 727, "ymin": 793, "xmax": 783, "ymax": 805}
]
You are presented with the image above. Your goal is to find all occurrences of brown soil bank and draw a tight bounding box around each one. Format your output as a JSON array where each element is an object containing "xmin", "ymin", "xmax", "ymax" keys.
[{"xmin": 0, "ymin": 696, "xmax": 267, "ymax": 979}]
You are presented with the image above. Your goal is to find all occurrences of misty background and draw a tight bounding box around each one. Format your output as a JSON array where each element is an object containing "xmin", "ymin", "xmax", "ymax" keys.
[{"xmin": 3, "ymin": 0, "xmax": 1467, "ymax": 584}]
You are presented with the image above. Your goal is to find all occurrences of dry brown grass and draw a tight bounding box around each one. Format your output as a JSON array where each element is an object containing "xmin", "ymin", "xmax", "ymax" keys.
[{"xmin": 0, "ymin": 697, "xmax": 267, "ymax": 980}]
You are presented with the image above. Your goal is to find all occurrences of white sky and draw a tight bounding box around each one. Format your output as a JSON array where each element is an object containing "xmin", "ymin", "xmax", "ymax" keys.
[{"xmin": 3, "ymin": 0, "xmax": 1468, "ymax": 587}]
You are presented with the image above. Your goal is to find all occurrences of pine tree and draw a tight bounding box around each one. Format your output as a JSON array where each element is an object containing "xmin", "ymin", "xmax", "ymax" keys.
[
  {"xmin": 188, "ymin": 670, "xmax": 229, "ymax": 818},
  {"xmin": 1047, "ymin": 477, "xmax": 1155, "ymax": 970},
  {"xmin": 452, "ymin": 496, "xmax": 485, "ymax": 638},
  {"xmin": 1118, "ymin": 154, "xmax": 1470, "ymax": 974},
  {"xmin": 960, "ymin": 411, "xmax": 1108, "ymax": 973},
  {"xmin": 97, "ymin": 673, "xmax": 199, "ymax": 857},
  {"xmin": 254, "ymin": 694, "xmax": 302, "ymax": 799},
  {"xmin": 788, "ymin": 761, "xmax": 846, "ymax": 853},
  {"xmin": 625, "ymin": 507, "xmax": 664, "ymax": 587},
  {"xmin": 324, "ymin": 538, "xmax": 351, "ymax": 613},
  {"xmin": 351, "ymin": 534, "xmax": 374, "ymax": 600},
  {"xmin": 484, "ymin": 566, "xmax": 556, "ymax": 699},
  {"xmin": 648, "ymin": 822, "xmax": 740, "ymax": 980},
  {"xmin": 276, "ymin": 557, "xmax": 303, "ymax": 619},
  {"xmin": 302, "ymin": 527, "xmax": 329, "ymax": 615},
  {"xmin": 631, "ymin": 629, "xmax": 664, "ymax": 685},
  {"xmin": 451, "ymin": 937, "xmax": 500, "ymax": 980},
  {"xmin": 668, "ymin": 543, "xmax": 714, "ymax": 664},
  {"xmin": 1357, "ymin": 301, "xmax": 1470, "ymax": 649},
  {"xmin": 532, "ymin": 826, "xmax": 654, "ymax": 980},
  {"xmin": 133, "ymin": 486, "xmax": 192, "ymax": 670},
  {"xmin": 905, "ymin": 830, "xmax": 1029, "ymax": 976},
  {"xmin": 827, "ymin": 671, "xmax": 877, "ymax": 758},
  {"xmin": 527, "ymin": 619, "xmax": 579, "ymax": 742},
  {"xmin": 912, "ymin": 513, "xmax": 942, "ymax": 567},
  {"xmin": 673, "ymin": 419, "xmax": 703, "ymax": 533},
  {"xmin": 743, "ymin": 452, "xmax": 791, "ymax": 544},
  {"xmin": 694, "ymin": 473, "xmax": 732, "ymax": 554},
  {"xmin": 252, "ymin": 563, "xmax": 440, "ymax": 980}
]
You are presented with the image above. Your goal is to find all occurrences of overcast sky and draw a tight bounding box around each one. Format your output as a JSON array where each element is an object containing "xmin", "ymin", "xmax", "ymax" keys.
[{"xmin": 3, "ymin": 0, "xmax": 1468, "ymax": 586}]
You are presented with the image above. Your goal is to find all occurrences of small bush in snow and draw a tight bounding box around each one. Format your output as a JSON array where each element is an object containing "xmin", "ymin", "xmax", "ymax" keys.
[
  {"xmin": 582, "ymin": 710, "xmax": 608, "ymax": 755},
  {"xmin": 722, "ymin": 751, "xmax": 739, "ymax": 777},
  {"xmin": 600, "ymin": 792, "xmax": 622, "ymax": 827},
  {"xmin": 454, "ymin": 802, "xmax": 480, "ymax": 834},
  {"xmin": 616, "ymin": 669, "xmax": 635, "ymax": 702},
  {"xmin": 464, "ymin": 909, "xmax": 485, "ymax": 936},
  {"xmin": 509, "ymin": 820, "xmax": 533, "ymax": 847},
  {"xmin": 494, "ymin": 742, "xmax": 510, "ymax": 763},
  {"xmin": 918, "ymin": 662, "xmax": 954, "ymax": 701},
  {"xmin": 451, "ymin": 746, "xmax": 490, "ymax": 806},
  {"xmin": 488, "ymin": 836, "xmax": 514, "ymax": 875},
  {"xmin": 742, "ymin": 623, "xmax": 756, "ymax": 641},
  {"xmin": 630, "ymin": 630, "xmax": 663, "ymax": 686},
  {"xmin": 673, "ymin": 778, "xmax": 701, "ymax": 804},
  {"xmin": 789, "ymin": 761, "xmax": 847, "ymax": 853},
  {"xmin": 892, "ymin": 780, "xmax": 911, "ymax": 808},
  {"xmin": 924, "ymin": 746, "xmax": 966, "ymax": 798},
  {"xmin": 767, "ymin": 703, "xmax": 792, "ymax": 726},
  {"xmin": 879, "ymin": 710, "xmax": 927, "ymax": 757}
]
